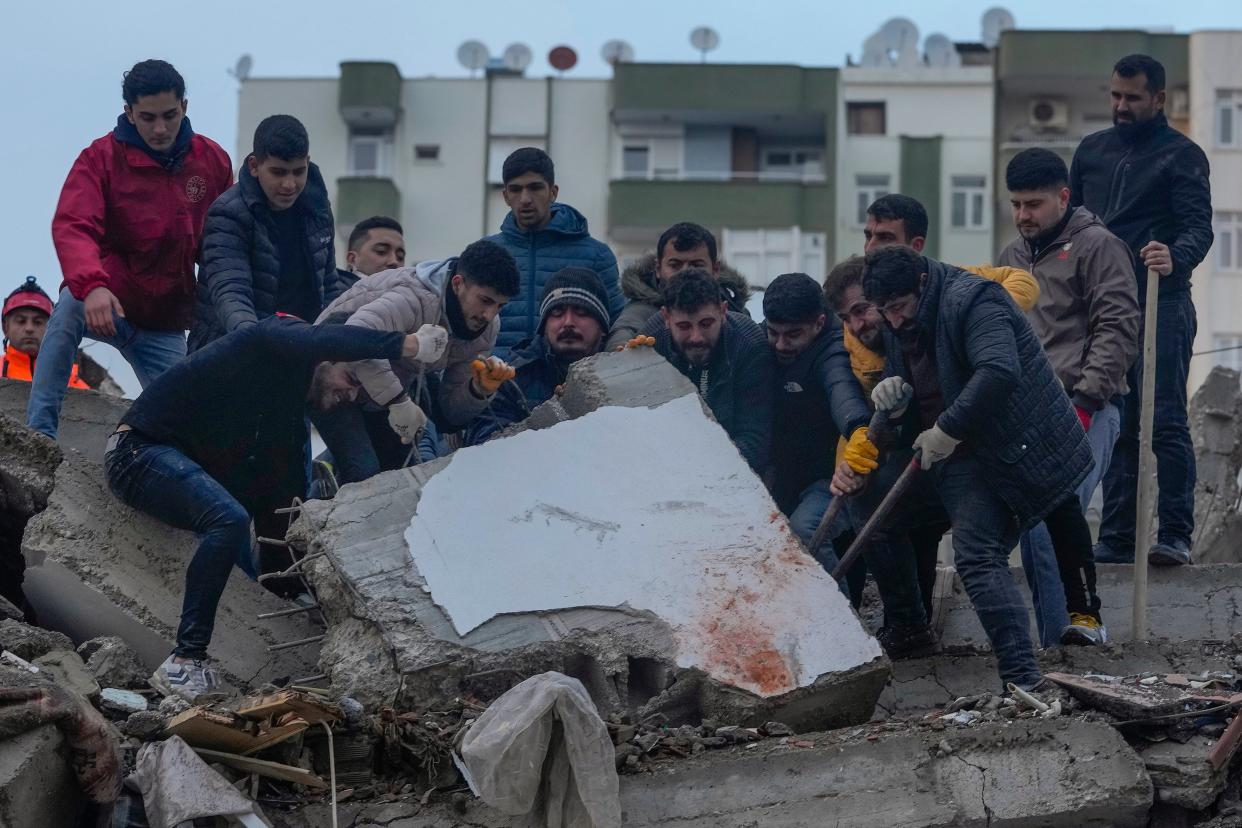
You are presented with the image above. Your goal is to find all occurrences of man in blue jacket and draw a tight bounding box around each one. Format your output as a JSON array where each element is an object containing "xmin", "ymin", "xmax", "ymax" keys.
[
  {"xmin": 487, "ymin": 148, "xmax": 622, "ymax": 353},
  {"xmin": 105, "ymin": 316, "xmax": 421, "ymax": 700}
]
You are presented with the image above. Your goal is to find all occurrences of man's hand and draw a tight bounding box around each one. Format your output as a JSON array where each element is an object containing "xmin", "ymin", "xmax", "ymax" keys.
[
  {"xmin": 843, "ymin": 426, "xmax": 880, "ymax": 473},
  {"xmin": 872, "ymin": 377, "xmax": 913, "ymax": 417},
  {"xmin": 410, "ymin": 323, "xmax": 449, "ymax": 365},
  {"xmin": 387, "ymin": 398, "xmax": 427, "ymax": 444},
  {"xmin": 913, "ymin": 424, "xmax": 961, "ymax": 468},
  {"xmin": 471, "ymin": 356, "xmax": 516, "ymax": 396},
  {"xmin": 84, "ymin": 287, "xmax": 124, "ymax": 338},
  {"xmin": 616, "ymin": 335, "xmax": 656, "ymax": 352},
  {"xmin": 830, "ymin": 461, "xmax": 865, "ymax": 497},
  {"xmin": 1140, "ymin": 241, "xmax": 1173, "ymax": 277},
  {"xmin": 1074, "ymin": 405, "xmax": 1092, "ymax": 433}
]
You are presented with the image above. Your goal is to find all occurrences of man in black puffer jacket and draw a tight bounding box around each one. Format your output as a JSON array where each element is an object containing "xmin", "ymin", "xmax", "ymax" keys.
[
  {"xmin": 834, "ymin": 246, "xmax": 1092, "ymax": 690},
  {"xmin": 189, "ymin": 115, "xmax": 336, "ymax": 352}
]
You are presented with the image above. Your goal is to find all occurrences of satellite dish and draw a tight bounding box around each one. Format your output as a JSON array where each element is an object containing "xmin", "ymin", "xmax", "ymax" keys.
[
  {"xmin": 981, "ymin": 7, "xmax": 1016, "ymax": 48},
  {"xmin": 690, "ymin": 26, "xmax": 720, "ymax": 62},
  {"xmin": 923, "ymin": 34, "xmax": 959, "ymax": 67},
  {"xmin": 879, "ymin": 17, "xmax": 919, "ymax": 57},
  {"xmin": 456, "ymin": 40, "xmax": 490, "ymax": 75},
  {"xmin": 503, "ymin": 43, "xmax": 533, "ymax": 73},
  {"xmin": 548, "ymin": 45, "xmax": 578, "ymax": 73},
  {"xmin": 229, "ymin": 54, "xmax": 252, "ymax": 81},
  {"xmin": 601, "ymin": 39, "xmax": 635, "ymax": 65},
  {"xmin": 860, "ymin": 33, "xmax": 888, "ymax": 67}
]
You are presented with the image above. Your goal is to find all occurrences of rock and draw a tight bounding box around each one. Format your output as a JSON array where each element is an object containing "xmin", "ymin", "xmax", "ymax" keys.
[
  {"xmin": 122, "ymin": 710, "xmax": 167, "ymax": 741},
  {"xmin": 358, "ymin": 801, "xmax": 418, "ymax": 824},
  {"xmin": 99, "ymin": 688, "xmax": 147, "ymax": 717},
  {"xmin": 0, "ymin": 619, "xmax": 73, "ymax": 662},
  {"xmin": 32, "ymin": 650, "xmax": 99, "ymax": 701},
  {"xmin": 1140, "ymin": 735, "xmax": 1228, "ymax": 810},
  {"xmin": 80, "ymin": 636, "xmax": 148, "ymax": 689},
  {"xmin": 157, "ymin": 695, "xmax": 190, "ymax": 716},
  {"xmin": 0, "ymin": 595, "xmax": 23, "ymax": 623},
  {"xmin": 760, "ymin": 721, "xmax": 794, "ymax": 737}
]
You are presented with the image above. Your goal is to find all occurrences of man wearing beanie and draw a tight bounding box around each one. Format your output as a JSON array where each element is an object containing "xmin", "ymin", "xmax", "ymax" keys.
[
  {"xmin": 463, "ymin": 267, "xmax": 609, "ymax": 445},
  {"xmin": 2, "ymin": 276, "xmax": 89, "ymax": 389}
]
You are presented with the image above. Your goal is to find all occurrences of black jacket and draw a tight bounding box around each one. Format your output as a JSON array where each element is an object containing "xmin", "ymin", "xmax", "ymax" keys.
[
  {"xmin": 1070, "ymin": 112, "xmax": 1213, "ymax": 299},
  {"xmin": 461, "ymin": 336, "xmax": 577, "ymax": 446},
  {"xmin": 188, "ymin": 160, "xmax": 336, "ymax": 352},
  {"xmin": 122, "ymin": 316, "xmax": 403, "ymax": 506},
  {"xmin": 882, "ymin": 259, "xmax": 1092, "ymax": 528},
  {"xmin": 325, "ymin": 268, "xmax": 361, "ymax": 306},
  {"xmin": 642, "ymin": 311, "xmax": 774, "ymax": 473},
  {"xmin": 769, "ymin": 323, "xmax": 870, "ymax": 513}
]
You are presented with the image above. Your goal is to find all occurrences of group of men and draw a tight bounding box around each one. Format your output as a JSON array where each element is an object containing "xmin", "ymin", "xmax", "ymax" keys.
[{"xmin": 6, "ymin": 51, "xmax": 1211, "ymax": 700}]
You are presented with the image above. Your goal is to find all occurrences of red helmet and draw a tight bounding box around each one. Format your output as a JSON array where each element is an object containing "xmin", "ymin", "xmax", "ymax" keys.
[{"xmin": 3, "ymin": 277, "xmax": 54, "ymax": 321}]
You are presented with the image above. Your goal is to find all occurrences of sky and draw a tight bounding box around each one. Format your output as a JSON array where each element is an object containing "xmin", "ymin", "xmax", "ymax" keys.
[{"xmin": 2, "ymin": 0, "xmax": 1238, "ymax": 396}]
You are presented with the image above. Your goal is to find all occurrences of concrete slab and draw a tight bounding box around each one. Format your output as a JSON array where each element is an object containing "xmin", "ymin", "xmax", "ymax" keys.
[
  {"xmin": 1190, "ymin": 366, "xmax": 1242, "ymax": 564},
  {"xmin": 0, "ymin": 724, "xmax": 86, "ymax": 828},
  {"xmin": 0, "ymin": 377, "xmax": 129, "ymax": 465}
]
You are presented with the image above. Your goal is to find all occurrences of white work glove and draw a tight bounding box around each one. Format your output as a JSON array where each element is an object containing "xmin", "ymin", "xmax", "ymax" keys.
[
  {"xmin": 872, "ymin": 377, "xmax": 914, "ymax": 418},
  {"xmin": 411, "ymin": 324, "xmax": 449, "ymax": 365},
  {"xmin": 913, "ymin": 424, "xmax": 961, "ymax": 468},
  {"xmin": 387, "ymin": 398, "xmax": 428, "ymax": 444}
]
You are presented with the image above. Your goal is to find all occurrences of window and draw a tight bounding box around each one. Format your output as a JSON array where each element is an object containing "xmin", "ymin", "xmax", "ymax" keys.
[
  {"xmin": 622, "ymin": 145, "xmax": 650, "ymax": 179},
  {"xmin": 855, "ymin": 174, "xmax": 890, "ymax": 225},
  {"xmin": 347, "ymin": 133, "xmax": 392, "ymax": 177},
  {"xmin": 1218, "ymin": 91, "xmax": 1242, "ymax": 148},
  {"xmin": 487, "ymin": 137, "xmax": 546, "ymax": 184},
  {"xmin": 414, "ymin": 144, "xmax": 440, "ymax": 162},
  {"xmin": 847, "ymin": 102, "xmax": 886, "ymax": 135},
  {"xmin": 950, "ymin": 175, "xmax": 988, "ymax": 230},
  {"xmin": 1212, "ymin": 335, "xmax": 1242, "ymax": 376},
  {"xmin": 1215, "ymin": 212, "xmax": 1242, "ymax": 272},
  {"xmin": 761, "ymin": 148, "xmax": 824, "ymax": 179}
]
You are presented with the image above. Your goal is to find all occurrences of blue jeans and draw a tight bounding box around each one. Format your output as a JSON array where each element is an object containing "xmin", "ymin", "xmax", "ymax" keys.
[
  {"xmin": 27, "ymin": 288, "xmax": 186, "ymax": 438},
  {"xmin": 1100, "ymin": 291, "xmax": 1197, "ymax": 555},
  {"xmin": 105, "ymin": 431, "xmax": 258, "ymax": 659},
  {"xmin": 788, "ymin": 480, "xmax": 849, "ymax": 597},
  {"xmin": 1020, "ymin": 402, "xmax": 1120, "ymax": 645}
]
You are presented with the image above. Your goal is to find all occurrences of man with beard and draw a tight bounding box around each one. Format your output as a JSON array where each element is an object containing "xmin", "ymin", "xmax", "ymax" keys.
[
  {"xmin": 463, "ymin": 268, "xmax": 610, "ymax": 445},
  {"xmin": 1070, "ymin": 54, "xmax": 1214, "ymax": 567},
  {"xmin": 312, "ymin": 239, "xmax": 519, "ymax": 485}
]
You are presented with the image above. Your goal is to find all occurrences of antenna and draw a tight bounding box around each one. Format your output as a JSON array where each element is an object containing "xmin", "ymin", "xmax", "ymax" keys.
[
  {"xmin": 981, "ymin": 7, "xmax": 1016, "ymax": 49},
  {"xmin": 547, "ymin": 45, "xmax": 578, "ymax": 75},
  {"xmin": 689, "ymin": 26, "xmax": 720, "ymax": 63},
  {"xmin": 502, "ymin": 43, "xmax": 533, "ymax": 73},
  {"xmin": 601, "ymin": 39, "xmax": 635, "ymax": 66},
  {"xmin": 923, "ymin": 34, "xmax": 959, "ymax": 67},
  {"xmin": 228, "ymin": 54, "xmax": 253, "ymax": 81},
  {"xmin": 456, "ymin": 40, "xmax": 490, "ymax": 77}
]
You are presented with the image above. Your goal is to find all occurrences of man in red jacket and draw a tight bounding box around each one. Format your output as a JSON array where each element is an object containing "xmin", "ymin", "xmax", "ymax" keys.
[{"xmin": 27, "ymin": 59, "xmax": 232, "ymax": 438}]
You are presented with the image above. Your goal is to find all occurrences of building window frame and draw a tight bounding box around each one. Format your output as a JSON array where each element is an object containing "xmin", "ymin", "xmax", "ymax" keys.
[
  {"xmin": 950, "ymin": 174, "xmax": 988, "ymax": 231},
  {"xmin": 347, "ymin": 132, "xmax": 393, "ymax": 177},
  {"xmin": 1218, "ymin": 90, "xmax": 1241, "ymax": 149},
  {"xmin": 621, "ymin": 143, "xmax": 652, "ymax": 179},
  {"xmin": 1211, "ymin": 334, "xmax": 1242, "ymax": 377},
  {"xmin": 855, "ymin": 174, "xmax": 891, "ymax": 226},
  {"xmin": 847, "ymin": 101, "xmax": 887, "ymax": 136},
  {"xmin": 1215, "ymin": 211, "xmax": 1242, "ymax": 272}
]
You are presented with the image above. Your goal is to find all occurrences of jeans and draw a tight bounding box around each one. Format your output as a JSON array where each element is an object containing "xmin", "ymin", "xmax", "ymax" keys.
[
  {"xmin": 27, "ymin": 288, "xmax": 186, "ymax": 438},
  {"xmin": 852, "ymin": 448, "xmax": 1041, "ymax": 687},
  {"xmin": 105, "ymin": 431, "xmax": 258, "ymax": 659},
  {"xmin": 310, "ymin": 402, "xmax": 411, "ymax": 486},
  {"xmin": 788, "ymin": 480, "xmax": 849, "ymax": 598},
  {"xmin": 1020, "ymin": 402, "xmax": 1120, "ymax": 645},
  {"xmin": 1100, "ymin": 291, "xmax": 1197, "ymax": 555}
]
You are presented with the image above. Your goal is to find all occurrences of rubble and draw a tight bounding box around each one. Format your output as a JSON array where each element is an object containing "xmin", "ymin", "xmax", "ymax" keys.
[
  {"xmin": 1190, "ymin": 365, "xmax": 1242, "ymax": 564},
  {"xmin": 0, "ymin": 616, "xmax": 73, "ymax": 660},
  {"xmin": 78, "ymin": 634, "xmax": 149, "ymax": 689}
]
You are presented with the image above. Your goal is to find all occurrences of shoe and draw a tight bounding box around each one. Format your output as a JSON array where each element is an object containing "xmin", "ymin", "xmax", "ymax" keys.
[
  {"xmin": 1149, "ymin": 538, "xmax": 1191, "ymax": 567},
  {"xmin": 150, "ymin": 654, "xmax": 221, "ymax": 702},
  {"xmin": 1061, "ymin": 612, "xmax": 1107, "ymax": 646},
  {"xmin": 876, "ymin": 624, "xmax": 940, "ymax": 659},
  {"xmin": 1092, "ymin": 542, "xmax": 1132, "ymax": 564}
]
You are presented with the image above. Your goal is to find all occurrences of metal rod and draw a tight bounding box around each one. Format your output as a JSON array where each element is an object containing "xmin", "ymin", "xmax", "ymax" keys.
[
  {"xmin": 321, "ymin": 721, "xmax": 339, "ymax": 828},
  {"xmin": 806, "ymin": 409, "xmax": 890, "ymax": 558},
  {"xmin": 293, "ymin": 674, "xmax": 329, "ymax": 685},
  {"xmin": 266, "ymin": 635, "xmax": 325, "ymax": 653},
  {"xmin": 273, "ymin": 505, "xmax": 302, "ymax": 515},
  {"xmin": 257, "ymin": 552, "xmax": 325, "ymax": 582},
  {"xmin": 831, "ymin": 453, "xmax": 923, "ymax": 580},
  {"xmin": 256, "ymin": 603, "xmax": 320, "ymax": 619},
  {"xmin": 1133, "ymin": 268, "xmax": 1159, "ymax": 641},
  {"xmin": 256, "ymin": 536, "xmax": 290, "ymax": 548}
]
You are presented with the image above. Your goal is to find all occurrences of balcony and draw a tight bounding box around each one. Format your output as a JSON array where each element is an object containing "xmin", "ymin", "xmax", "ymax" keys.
[
  {"xmin": 336, "ymin": 177, "xmax": 400, "ymax": 226},
  {"xmin": 996, "ymin": 31, "xmax": 1187, "ymax": 86},
  {"xmin": 338, "ymin": 62, "xmax": 401, "ymax": 129},
  {"xmin": 613, "ymin": 63, "xmax": 836, "ymax": 117},
  {"xmin": 609, "ymin": 179, "xmax": 832, "ymax": 234}
]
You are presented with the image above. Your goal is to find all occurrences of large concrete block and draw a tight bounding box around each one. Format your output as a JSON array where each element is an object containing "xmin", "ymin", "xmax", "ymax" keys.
[
  {"xmin": 0, "ymin": 377, "xmax": 129, "ymax": 465},
  {"xmin": 291, "ymin": 349, "xmax": 889, "ymax": 728},
  {"xmin": 0, "ymin": 725, "xmax": 85, "ymax": 828},
  {"xmin": 1190, "ymin": 366, "xmax": 1242, "ymax": 564}
]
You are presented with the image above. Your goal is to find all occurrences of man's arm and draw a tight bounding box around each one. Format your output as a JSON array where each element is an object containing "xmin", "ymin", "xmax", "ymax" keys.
[
  {"xmin": 437, "ymin": 343, "xmax": 494, "ymax": 430},
  {"xmin": 595, "ymin": 244, "xmax": 625, "ymax": 320},
  {"xmin": 961, "ymin": 265, "xmax": 1040, "ymax": 312},
  {"xmin": 461, "ymin": 381, "xmax": 529, "ymax": 446},
  {"xmin": 1166, "ymin": 144, "xmax": 1214, "ymax": 278},
  {"xmin": 731, "ymin": 344, "xmax": 775, "ymax": 472},
  {"xmin": 341, "ymin": 285, "xmax": 424, "ymax": 407},
  {"xmin": 1075, "ymin": 234, "xmax": 1141, "ymax": 409},
  {"xmin": 1068, "ymin": 147, "xmax": 1085, "ymax": 210},
  {"xmin": 261, "ymin": 317, "xmax": 405, "ymax": 365},
  {"xmin": 52, "ymin": 145, "xmax": 112, "ymax": 303},
  {"xmin": 937, "ymin": 291, "xmax": 1021, "ymax": 439},
  {"xmin": 815, "ymin": 329, "xmax": 870, "ymax": 437},
  {"xmin": 200, "ymin": 201, "xmax": 260, "ymax": 333}
]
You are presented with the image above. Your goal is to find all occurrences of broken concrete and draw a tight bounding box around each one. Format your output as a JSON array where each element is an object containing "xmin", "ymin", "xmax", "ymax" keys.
[
  {"xmin": 1190, "ymin": 366, "xmax": 1242, "ymax": 564},
  {"xmin": 0, "ymin": 725, "xmax": 86, "ymax": 826},
  {"xmin": 0, "ymin": 377, "xmax": 129, "ymax": 464},
  {"xmin": 78, "ymin": 635, "xmax": 149, "ymax": 689},
  {"xmin": 1141, "ymin": 735, "xmax": 1229, "ymax": 810},
  {"xmin": 291, "ymin": 348, "xmax": 889, "ymax": 730}
]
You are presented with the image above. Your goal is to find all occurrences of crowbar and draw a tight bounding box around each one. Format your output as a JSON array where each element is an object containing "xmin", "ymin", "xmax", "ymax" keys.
[
  {"xmin": 831, "ymin": 450, "xmax": 924, "ymax": 580},
  {"xmin": 804, "ymin": 407, "xmax": 891, "ymax": 559}
]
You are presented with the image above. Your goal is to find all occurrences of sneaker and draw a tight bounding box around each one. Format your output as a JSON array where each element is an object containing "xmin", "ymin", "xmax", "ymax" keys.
[
  {"xmin": 1150, "ymin": 538, "xmax": 1191, "ymax": 567},
  {"xmin": 1092, "ymin": 542, "xmax": 1132, "ymax": 564},
  {"xmin": 876, "ymin": 624, "xmax": 940, "ymax": 660},
  {"xmin": 1061, "ymin": 612, "xmax": 1107, "ymax": 646},
  {"xmin": 150, "ymin": 654, "xmax": 221, "ymax": 702}
]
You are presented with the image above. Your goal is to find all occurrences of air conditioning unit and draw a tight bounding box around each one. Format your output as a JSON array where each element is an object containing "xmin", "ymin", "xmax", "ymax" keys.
[{"xmin": 1028, "ymin": 98, "xmax": 1069, "ymax": 132}]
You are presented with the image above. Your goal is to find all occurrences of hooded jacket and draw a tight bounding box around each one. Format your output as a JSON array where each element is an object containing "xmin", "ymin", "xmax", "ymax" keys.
[
  {"xmin": 604, "ymin": 253, "xmax": 752, "ymax": 350},
  {"xmin": 486, "ymin": 203, "xmax": 622, "ymax": 352},
  {"xmin": 1070, "ymin": 112, "xmax": 1213, "ymax": 298},
  {"xmin": 998, "ymin": 207, "xmax": 1140, "ymax": 410},
  {"xmin": 188, "ymin": 159, "xmax": 336, "ymax": 352},
  {"xmin": 52, "ymin": 121, "xmax": 232, "ymax": 331},
  {"xmin": 315, "ymin": 260, "xmax": 497, "ymax": 428}
]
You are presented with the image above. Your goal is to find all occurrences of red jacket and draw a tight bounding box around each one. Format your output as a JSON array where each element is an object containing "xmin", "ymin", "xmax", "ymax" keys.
[{"xmin": 52, "ymin": 132, "xmax": 232, "ymax": 331}]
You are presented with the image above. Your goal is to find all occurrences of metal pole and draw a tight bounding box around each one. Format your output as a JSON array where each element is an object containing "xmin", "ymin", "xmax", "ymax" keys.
[{"xmin": 1132, "ymin": 268, "xmax": 1160, "ymax": 640}]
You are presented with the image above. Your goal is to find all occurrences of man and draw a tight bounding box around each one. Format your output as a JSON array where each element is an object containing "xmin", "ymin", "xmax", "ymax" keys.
[
  {"xmin": 2, "ymin": 277, "xmax": 88, "ymax": 389},
  {"xmin": 104, "ymin": 316, "xmax": 423, "ymax": 699},
  {"xmin": 327, "ymin": 215, "xmax": 405, "ymax": 303},
  {"xmin": 638, "ymin": 269, "xmax": 775, "ymax": 473},
  {"xmin": 999, "ymin": 148, "xmax": 1140, "ymax": 646},
  {"xmin": 464, "ymin": 267, "xmax": 611, "ymax": 445},
  {"xmin": 190, "ymin": 115, "xmax": 336, "ymax": 352},
  {"xmin": 834, "ymin": 246, "xmax": 1093, "ymax": 690},
  {"xmin": 28, "ymin": 60, "xmax": 232, "ymax": 438},
  {"xmin": 487, "ymin": 147, "xmax": 622, "ymax": 353},
  {"xmin": 605, "ymin": 222, "xmax": 749, "ymax": 350},
  {"xmin": 762, "ymin": 273, "xmax": 876, "ymax": 587},
  {"xmin": 1071, "ymin": 54, "xmax": 1214, "ymax": 566},
  {"xmin": 313, "ymin": 239, "xmax": 519, "ymax": 484}
]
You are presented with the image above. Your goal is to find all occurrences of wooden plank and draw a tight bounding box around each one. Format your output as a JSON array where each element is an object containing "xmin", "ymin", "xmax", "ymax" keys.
[
  {"xmin": 166, "ymin": 708, "xmax": 262, "ymax": 754},
  {"xmin": 1209, "ymin": 713, "xmax": 1242, "ymax": 771},
  {"xmin": 193, "ymin": 747, "xmax": 328, "ymax": 789},
  {"xmin": 236, "ymin": 690, "xmax": 340, "ymax": 725}
]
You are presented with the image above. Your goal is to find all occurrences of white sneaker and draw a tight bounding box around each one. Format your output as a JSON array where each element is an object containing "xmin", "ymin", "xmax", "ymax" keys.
[{"xmin": 150, "ymin": 654, "xmax": 221, "ymax": 702}]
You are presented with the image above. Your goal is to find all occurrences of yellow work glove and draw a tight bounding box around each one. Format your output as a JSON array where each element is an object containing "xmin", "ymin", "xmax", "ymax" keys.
[
  {"xmin": 842, "ymin": 426, "xmax": 880, "ymax": 473},
  {"xmin": 471, "ymin": 356, "xmax": 516, "ymax": 396},
  {"xmin": 615, "ymin": 335, "xmax": 656, "ymax": 352}
]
